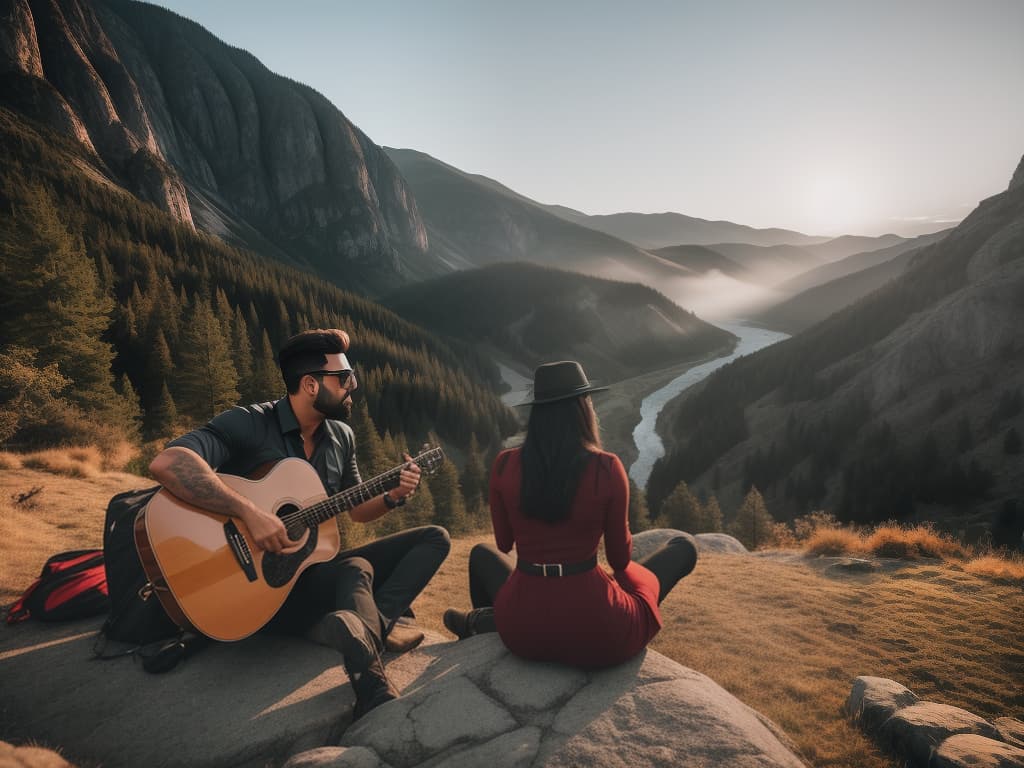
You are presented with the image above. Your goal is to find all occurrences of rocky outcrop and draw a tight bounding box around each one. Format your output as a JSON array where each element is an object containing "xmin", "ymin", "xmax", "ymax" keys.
[
  {"xmin": 1009, "ymin": 154, "xmax": 1024, "ymax": 192},
  {"xmin": 286, "ymin": 634, "xmax": 806, "ymax": 768},
  {"xmin": 0, "ymin": 739, "xmax": 73, "ymax": 768},
  {"xmin": 1, "ymin": 615, "xmax": 805, "ymax": 768},
  {"xmin": 847, "ymin": 676, "xmax": 1024, "ymax": 768},
  {"xmin": 630, "ymin": 529, "xmax": 748, "ymax": 561},
  {"xmin": 0, "ymin": 0, "xmax": 429, "ymax": 294}
]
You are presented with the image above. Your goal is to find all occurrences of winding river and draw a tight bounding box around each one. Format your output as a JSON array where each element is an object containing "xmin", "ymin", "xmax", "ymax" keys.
[{"xmin": 628, "ymin": 321, "xmax": 791, "ymax": 488}]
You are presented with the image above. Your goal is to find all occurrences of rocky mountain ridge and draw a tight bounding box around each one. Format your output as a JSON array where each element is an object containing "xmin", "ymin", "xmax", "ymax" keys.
[{"xmin": 1, "ymin": 0, "xmax": 428, "ymax": 294}]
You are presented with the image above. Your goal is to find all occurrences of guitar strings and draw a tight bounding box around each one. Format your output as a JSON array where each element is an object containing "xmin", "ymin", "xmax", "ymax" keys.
[{"xmin": 277, "ymin": 451, "xmax": 440, "ymax": 530}]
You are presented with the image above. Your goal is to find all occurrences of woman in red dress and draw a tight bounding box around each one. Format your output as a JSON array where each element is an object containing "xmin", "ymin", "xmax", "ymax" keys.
[{"xmin": 444, "ymin": 361, "xmax": 698, "ymax": 668}]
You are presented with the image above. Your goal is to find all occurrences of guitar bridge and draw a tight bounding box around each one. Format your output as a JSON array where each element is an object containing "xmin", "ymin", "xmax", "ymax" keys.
[{"xmin": 224, "ymin": 520, "xmax": 258, "ymax": 582}]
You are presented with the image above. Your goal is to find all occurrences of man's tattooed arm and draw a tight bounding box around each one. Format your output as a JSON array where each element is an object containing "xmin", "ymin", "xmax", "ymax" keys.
[
  {"xmin": 148, "ymin": 447, "xmax": 294, "ymax": 552},
  {"xmin": 149, "ymin": 447, "xmax": 252, "ymax": 518}
]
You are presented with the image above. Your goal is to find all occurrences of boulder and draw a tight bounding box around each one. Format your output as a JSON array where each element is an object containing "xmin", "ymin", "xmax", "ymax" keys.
[
  {"xmin": 0, "ymin": 740, "xmax": 74, "ymax": 768},
  {"xmin": 879, "ymin": 702, "xmax": 1002, "ymax": 767},
  {"xmin": 285, "ymin": 634, "xmax": 806, "ymax": 768},
  {"xmin": 2, "ymin": 620, "xmax": 806, "ymax": 768},
  {"xmin": 0, "ymin": 617, "xmax": 440, "ymax": 768},
  {"xmin": 931, "ymin": 733, "xmax": 1024, "ymax": 768},
  {"xmin": 630, "ymin": 529, "xmax": 746, "ymax": 560},
  {"xmin": 846, "ymin": 676, "xmax": 920, "ymax": 732},
  {"xmin": 694, "ymin": 533, "xmax": 749, "ymax": 554},
  {"xmin": 994, "ymin": 718, "xmax": 1024, "ymax": 749}
]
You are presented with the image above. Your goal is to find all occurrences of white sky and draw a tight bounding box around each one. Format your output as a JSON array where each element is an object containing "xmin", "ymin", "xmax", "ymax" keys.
[{"xmin": 152, "ymin": 0, "xmax": 1024, "ymax": 237}]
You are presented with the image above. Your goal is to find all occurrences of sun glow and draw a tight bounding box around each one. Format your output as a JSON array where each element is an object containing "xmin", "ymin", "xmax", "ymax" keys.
[{"xmin": 795, "ymin": 167, "xmax": 870, "ymax": 236}]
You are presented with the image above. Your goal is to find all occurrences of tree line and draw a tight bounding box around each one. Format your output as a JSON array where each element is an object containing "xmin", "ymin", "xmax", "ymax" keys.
[{"xmin": 0, "ymin": 109, "xmax": 518, "ymax": 534}]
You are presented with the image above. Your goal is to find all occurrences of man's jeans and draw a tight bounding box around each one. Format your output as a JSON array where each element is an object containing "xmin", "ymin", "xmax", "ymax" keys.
[{"xmin": 265, "ymin": 525, "xmax": 451, "ymax": 644}]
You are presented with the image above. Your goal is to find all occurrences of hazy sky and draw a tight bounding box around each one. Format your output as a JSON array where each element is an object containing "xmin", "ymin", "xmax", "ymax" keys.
[{"xmin": 154, "ymin": 0, "xmax": 1023, "ymax": 237}]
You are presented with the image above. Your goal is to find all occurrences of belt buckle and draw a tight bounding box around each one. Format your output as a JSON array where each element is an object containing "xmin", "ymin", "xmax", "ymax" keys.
[{"xmin": 541, "ymin": 563, "xmax": 563, "ymax": 577}]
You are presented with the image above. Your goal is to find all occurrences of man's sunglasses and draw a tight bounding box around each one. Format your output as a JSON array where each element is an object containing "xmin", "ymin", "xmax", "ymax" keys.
[{"xmin": 309, "ymin": 369, "xmax": 358, "ymax": 392}]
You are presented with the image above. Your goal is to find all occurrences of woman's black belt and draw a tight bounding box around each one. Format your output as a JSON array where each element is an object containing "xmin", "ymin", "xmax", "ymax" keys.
[{"xmin": 516, "ymin": 556, "xmax": 598, "ymax": 577}]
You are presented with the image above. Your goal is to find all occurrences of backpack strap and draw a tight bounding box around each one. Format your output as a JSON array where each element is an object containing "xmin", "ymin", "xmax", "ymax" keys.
[{"xmin": 5, "ymin": 579, "xmax": 41, "ymax": 624}]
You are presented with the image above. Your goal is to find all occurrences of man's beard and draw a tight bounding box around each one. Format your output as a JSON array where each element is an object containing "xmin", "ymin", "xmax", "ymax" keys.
[{"xmin": 313, "ymin": 388, "xmax": 352, "ymax": 421}]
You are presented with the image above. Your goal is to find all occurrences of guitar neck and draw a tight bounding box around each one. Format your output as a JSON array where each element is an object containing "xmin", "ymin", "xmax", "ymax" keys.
[{"xmin": 302, "ymin": 450, "xmax": 441, "ymax": 526}]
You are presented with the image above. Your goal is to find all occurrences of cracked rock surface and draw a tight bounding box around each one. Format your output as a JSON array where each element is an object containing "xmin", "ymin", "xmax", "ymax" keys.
[{"xmin": 286, "ymin": 634, "xmax": 806, "ymax": 768}]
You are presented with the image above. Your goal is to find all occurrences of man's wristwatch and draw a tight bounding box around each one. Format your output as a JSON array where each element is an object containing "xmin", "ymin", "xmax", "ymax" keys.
[{"xmin": 382, "ymin": 492, "xmax": 406, "ymax": 509}]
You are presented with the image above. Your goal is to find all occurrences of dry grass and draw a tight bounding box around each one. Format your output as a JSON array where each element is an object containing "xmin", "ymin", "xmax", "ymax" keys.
[
  {"xmin": 864, "ymin": 523, "xmax": 966, "ymax": 560},
  {"xmin": 6, "ymin": 442, "xmax": 137, "ymax": 479},
  {"xmin": 2, "ymin": 465, "xmax": 1021, "ymax": 768},
  {"xmin": 0, "ymin": 467, "xmax": 141, "ymax": 601},
  {"xmin": 963, "ymin": 553, "xmax": 1024, "ymax": 581},
  {"xmin": 805, "ymin": 527, "xmax": 864, "ymax": 556},
  {"xmin": 0, "ymin": 452, "xmax": 23, "ymax": 470}
]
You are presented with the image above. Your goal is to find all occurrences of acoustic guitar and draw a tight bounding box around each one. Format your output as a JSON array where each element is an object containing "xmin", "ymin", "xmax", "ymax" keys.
[{"xmin": 134, "ymin": 447, "xmax": 444, "ymax": 641}]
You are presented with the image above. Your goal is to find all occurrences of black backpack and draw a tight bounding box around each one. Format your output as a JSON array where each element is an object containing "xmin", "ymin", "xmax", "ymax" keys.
[
  {"xmin": 98, "ymin": 486, "xmax": 182, "ymax": 648},
  {"xmin": 6, "ymin": 549, "xmax": 110, "ymax": 624}
]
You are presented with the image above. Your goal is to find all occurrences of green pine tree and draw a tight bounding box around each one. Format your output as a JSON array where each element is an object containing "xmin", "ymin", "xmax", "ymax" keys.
[
  {"xmin": 349, "ymin": 400, "xmax": 389, "ymax": 477},
  {"xmin": 114, "ymin": 373, "xmax": 143, "ymax": 442},
  {"xmin": 428, "ymin": 456, "xmax": 469, "ymax": 534},
  {"xmin": 460, "ymin": 433, "xmax": 488, "ymax": 528},
  {"xmin": 231, "ymin": 306, "xmax": 255, "ymax": 400},
  {"xmin": 0, "ymin": 185, "xmax": 119, "ymax": 418},
  {"xmin": 148, "ymin": 379, "xmax": 179, "ymax": 440},
  {"xmin": 0, "ymin": 346, "xmax": 72, "ymax": 444},
  {"xmin": 176, "ymin": 296, "xmax": 240, "ymax": 421},
  {"xmin": 728, "ymin": 486, "xmax": 775, "ymax": 550},
  {"xmin": 660, "ymin": 480, "xmax": 703, "ymax": 533},
  {"xmin": 628, "ymin": 478, "xmax": 651, "ymax": 532},
  {"xmin": 250, "ymin": 330, "xmax": 282, "ymax": 403},
  {"xmin": 702, "ymin": 495, "xmax": 724, "ymax": 533}
]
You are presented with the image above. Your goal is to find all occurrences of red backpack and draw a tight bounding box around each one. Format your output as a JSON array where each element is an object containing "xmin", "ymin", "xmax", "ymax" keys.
[{"xmin": 6, "ymin": 549, "xmax": 110, "ymax": 623}]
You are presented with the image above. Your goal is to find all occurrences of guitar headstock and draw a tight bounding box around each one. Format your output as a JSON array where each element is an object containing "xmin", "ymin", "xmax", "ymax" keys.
[{"xmin": 414, "ymin": 444, "xmax": 446, "ymax": 476}]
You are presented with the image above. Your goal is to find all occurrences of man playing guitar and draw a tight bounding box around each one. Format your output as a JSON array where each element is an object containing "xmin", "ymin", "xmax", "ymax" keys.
[{"xmin": 149, "ymin": 328, "xmax": 450, "ymax": 718}]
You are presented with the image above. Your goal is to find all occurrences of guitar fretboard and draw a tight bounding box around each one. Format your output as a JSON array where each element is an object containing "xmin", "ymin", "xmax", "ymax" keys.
[{"xmin": 280, "ymin": 448, "xmax": 442, "ymax": 531}]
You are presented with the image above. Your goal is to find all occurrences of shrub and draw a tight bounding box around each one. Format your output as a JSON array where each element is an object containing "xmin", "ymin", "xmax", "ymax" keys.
[
  {"xmin": 963, "ymin": 553, "xmax": 1024, "ymax": 583},
  {"xmin": 794, "ymin": 511, "xmax": 840, "ymax": 541},
  {"xmin": 905, "ymin": 525, "xmax": 965, "ymax": 559},
  {"xmin": 770, "ymin": 521, "xmax": 799, "ymax": 548},
  {"xmin": 804, "ymin": 527, "xmax": 862, "ymax": 556},
  {"xmin": 22, "ymin": 450, "xmax": 98, "ymax": 478},
  {"xmin": 123, "ymin": 439, "xmax": 165, "ymax": 478},
  {"xmin": 866, "ymin": 524, "xmax": 916, "ymax": 558},
  {"xmin": 865, "ymin": 523, "xmax": 964, "ymax": 560}
]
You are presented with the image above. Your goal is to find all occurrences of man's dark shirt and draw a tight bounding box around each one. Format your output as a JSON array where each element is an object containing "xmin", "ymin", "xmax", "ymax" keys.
[{"xmin": 168, "ymin": 398, "xmax": 361, "ymax": 495}]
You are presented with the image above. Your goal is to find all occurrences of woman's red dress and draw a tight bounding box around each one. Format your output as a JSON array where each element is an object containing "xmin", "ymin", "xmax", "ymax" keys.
[{"xmin": 489, "ymin": 447, "xmax": 662, "ymax": 668}]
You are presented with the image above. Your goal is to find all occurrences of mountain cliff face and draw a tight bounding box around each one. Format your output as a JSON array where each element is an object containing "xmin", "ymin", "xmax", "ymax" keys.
[
  {"xmin": 648, "ymin": 156, "xmax": 1024, "ymax": 530},
  {"xmin": 0, "ymin": 0, "xmax": 427, "ymax": 293}
]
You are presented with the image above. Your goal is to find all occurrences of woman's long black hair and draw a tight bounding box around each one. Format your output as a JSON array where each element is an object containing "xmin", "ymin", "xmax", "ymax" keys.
[{"xmin": 520, "ymin": 394, "xmax": 602, "ymax": 523}]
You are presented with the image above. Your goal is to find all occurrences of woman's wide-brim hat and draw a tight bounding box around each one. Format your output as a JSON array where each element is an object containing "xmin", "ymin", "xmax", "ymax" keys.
[{"xmin": 520, "ymin": 360, "xmax": 608, "ymax": 406}]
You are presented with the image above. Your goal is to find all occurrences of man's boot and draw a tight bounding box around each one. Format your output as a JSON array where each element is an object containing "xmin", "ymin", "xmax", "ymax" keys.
[
  {"xmin": 309, "ymin": 610, "xmax": 399, "ymax": 720},
  {"xmin": 385, "ymin": 621, "xmax": 425, "ymax": 654},
  {"xmin": 443, "ymin": 607, "xmax": 496, "ymax": 639}
]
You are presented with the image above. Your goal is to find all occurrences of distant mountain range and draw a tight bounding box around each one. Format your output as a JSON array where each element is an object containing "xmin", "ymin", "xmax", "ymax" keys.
[
  {"xmin": 754, "ymin": 229, "xmax": 955, "ymax": 333},
  {"xmin": 648, "ymin": 155, "xmax": 1024, "ymax": 528},
  {"xmin": 539, "ymin": 208, "xmax": 828, "ymax": 249}
]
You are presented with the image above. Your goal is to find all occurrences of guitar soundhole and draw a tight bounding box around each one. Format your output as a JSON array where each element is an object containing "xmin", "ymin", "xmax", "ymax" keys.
[{"xmin": 261, "ymin": 504, "xmax": 318, "ymax": 588}]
